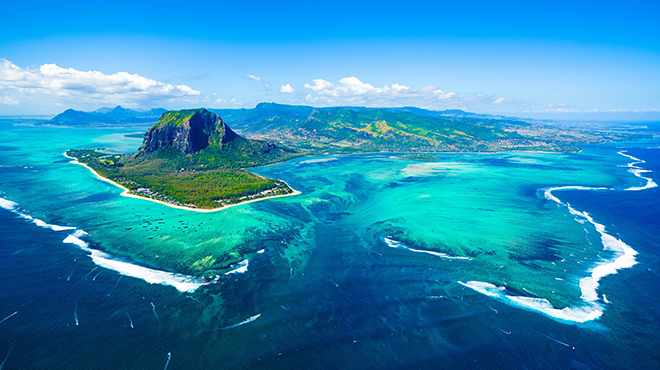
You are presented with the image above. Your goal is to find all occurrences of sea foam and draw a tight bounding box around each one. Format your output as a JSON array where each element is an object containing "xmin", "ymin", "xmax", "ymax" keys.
[
  {"xmin": 384, "ymin": 237, "xmax": 471, "ymax": 260},
  {"xmin": 0, "ymin": 198, "xmax": 17, "ymax": 210},
  {"xmin": 619, "ymin": 151, "xmax": 658, "ymax": 191},
  {"xmin": 1, "ymin": 196, "xmax": 206, "ymax": 292},
  {"xmin": 460, "ymin": 151, "xmax": 654, "ymax": 324},
  {"xmin": 1, "ymin": 197, "xmax": 77, "ymax": 232},
  {"xmin": 32, "ymin": 218, "xmax": 76, "ymax": 231},
  {"xmin": 225, "ymin": 259, "xmax": 249, "ymax": 275},
  {"xmin": 458, "ymin": 281, "xmax": 604, "ymax": 323},
  {"xmin": 62, "ymin": 232, "xmax": 205, "ymax": 292}
]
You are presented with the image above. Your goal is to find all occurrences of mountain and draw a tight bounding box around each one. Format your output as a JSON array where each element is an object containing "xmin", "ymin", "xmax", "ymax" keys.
[
  {"xmin": 139, "ymin": 108, "xmax": 237, "ymax": 155},
  {"xmin": 136, "ymin": 108, "xmax": 295, "ymax": 167},
  {"xmin": 101, "ymin": 105, "xmax": 138, "ymax": 119},
  {"xmin": 210, "ymin": 102, "xmax": 316, "ymax": 131},
  {"xmin": 212, "ymin": 103, "xmax": 530, "ymax": 130},
  {"xmin": 214, "ymin": 104, "xmax": 549, "ymax": 152},
  {"xmin": 54, "ymin": 103, "xmax": 647, "ymax": 152},
  {"xmin": 96, "ymin": 106, "xmax": 167, "ymax": 119},
  {"xmin": 49, "ymin": 109, "xmax": 119, "ymax": 126},
  {"xmin": 66, "ymin": 108, "xmax": 298, "ymax": 211},
  {"xmin": 212, "ymin": 103, "xmax": 649, "ymax": 153},
  {"xmin": 92, "ymin": 107, "xmax": 115, "ymax": 114},
  {"xmin": 47, "ymin": 106, "xmax": 166, "ymax": 126},
  {"xmin": 141, "ymin": 108, "xmax": 168, "ymax": 117}
]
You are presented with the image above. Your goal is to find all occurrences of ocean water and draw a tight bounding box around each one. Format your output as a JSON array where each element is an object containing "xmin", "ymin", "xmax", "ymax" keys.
[{"xmin": 1, "ymin": 121, "xmax": 659, "ymax": 369}]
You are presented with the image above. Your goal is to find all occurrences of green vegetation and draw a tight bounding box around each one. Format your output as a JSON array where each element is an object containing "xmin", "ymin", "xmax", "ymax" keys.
[
  {"xmin": 67, "ymin": 148, "xmax": 295, "ymax": 209},
  {"xmin": 155, "ymin": 109, "xmax": 198, "ymax": 127},
  {"xmin": 67, "ymin": 108, "xmax": 299, "ymax": 209},
  {"xmin": 219, "ymin": 106, "xmax": 570, "ymax": 153},
  {"xmin": 67, "ymin": 105, "xmax": 652, "ymax": 210},
  {"xmin": 216, "ymin": 103, "xmax": 652, "ymax": 154}
]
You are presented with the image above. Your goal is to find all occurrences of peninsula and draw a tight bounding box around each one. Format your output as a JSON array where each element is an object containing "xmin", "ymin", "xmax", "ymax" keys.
[{"xmin": 66, "ymin": 108, "xmax": 300, "ymax": 210}]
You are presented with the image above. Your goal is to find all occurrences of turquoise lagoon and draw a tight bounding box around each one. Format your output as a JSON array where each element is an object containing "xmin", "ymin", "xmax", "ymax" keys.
[{"xmin": 1, "ymin": 121, "xmax": 659, "ymax": 369}]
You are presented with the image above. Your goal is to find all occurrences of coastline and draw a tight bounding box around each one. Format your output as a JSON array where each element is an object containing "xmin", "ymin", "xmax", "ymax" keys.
[
  {"xmin": 63, "ymin": 152, "xmax": 301, "ymax": 213},
  {"xmin": 62, "ymin": 147, "xmax": 586, "ymax": 214}
]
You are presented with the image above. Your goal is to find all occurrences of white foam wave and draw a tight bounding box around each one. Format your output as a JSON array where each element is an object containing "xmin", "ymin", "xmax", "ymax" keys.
[
  {"xmin": 1, "ymin": 197, "xmax": 76, "ymax": 231},
  {"xmin": 0, "ymin": 197, "xmax": 206, "ymax": 293},
  {"xmin": 384, "ymin": 237, "xmax": 471, "ymax": 260},
  {"xmin": 32, "ymin": 218, "xmax": 76, "ymax": 231},
  {"xmin": 464, "ymin": 150, "xmax": 654, "ymax": 324},
  {"xmin": 543, "ymin": 186, "xmax": 608, "ymax": 205},
  {"xmin": 225, "ymin": 259, "xmax": 249, "ymax": 275},
  {"xmin": 62, "ymin": 232, "xmax": 205, "ymax": 292},
  {"xmin": 63, "ymin": 234, "xmax": 89, "ymax": 248},
  {"xmin": 618, "ymin": 150, "xmax": 658, "ymax": 191},
  {"xmin": 459, "ymin": 281, "xmax": 603, "ymax": 323},
  {"xmin": 0, "ymin": 198, "xmax": 17, "ymax": 210}
]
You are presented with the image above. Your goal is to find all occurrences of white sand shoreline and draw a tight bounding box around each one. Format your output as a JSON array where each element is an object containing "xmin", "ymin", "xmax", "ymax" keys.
[{"xmin": 63, "ymin": 152, "xmax": 301, "ymax": 213}]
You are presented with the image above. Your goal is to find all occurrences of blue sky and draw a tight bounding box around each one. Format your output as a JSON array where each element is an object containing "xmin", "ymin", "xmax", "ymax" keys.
[{"xmin": 1, "ymin": 0, "xmax": 659, "ymax": 120}]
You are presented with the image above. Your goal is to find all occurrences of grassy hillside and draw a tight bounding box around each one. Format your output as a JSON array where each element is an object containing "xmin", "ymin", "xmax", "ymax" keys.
[
  {"xmin": 223, "ymin": 106, "xmax": 559, "ymax": 152},
  {"xmin": 215, "ymin": 103, "xmax": 650, "ymax": 153}
]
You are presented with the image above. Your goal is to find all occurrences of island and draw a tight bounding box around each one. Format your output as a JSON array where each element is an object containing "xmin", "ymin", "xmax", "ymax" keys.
[
  {"xmin": 64, "ymin": 105, "xmax": 653, "ymax": 211},
  {"xmin": 66, "ymin": 108, "xmax": 300, "ymax": 210}
]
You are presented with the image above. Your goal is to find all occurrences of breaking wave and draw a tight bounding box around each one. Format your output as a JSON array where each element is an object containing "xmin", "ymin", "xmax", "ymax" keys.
[
  {"xmin": 383, "ymin": 237, "xmax": 471, "ymax": 260},
  {"xmin": 461, "ymin": 150, "xmax": 654, "ymax": 324},
  {"xmin": 0, "ymin": 197, "xmax": 205, "ymax": 293}
]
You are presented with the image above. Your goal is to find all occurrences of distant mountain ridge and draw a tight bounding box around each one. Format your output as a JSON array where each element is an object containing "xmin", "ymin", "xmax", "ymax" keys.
[
  {"xmin": 49, "ymin": 103, "xmax": 647, "ymax": 152},
  {"xmin": 211, "ymin": 103, "xmax": 547, "ymax": 152},
  {"xmin": 210, "ymin": 102, "xmax": 529, "ymax": 130},
  {"xmin": 46, "ymin": 102, "xmax": 527, "ymax": 128},
  {"xmin": 47, "ymin": 105, "xmax": 166, "ymax": 126}
]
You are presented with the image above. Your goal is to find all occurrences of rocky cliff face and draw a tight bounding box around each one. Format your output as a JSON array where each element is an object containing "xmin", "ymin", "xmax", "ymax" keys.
[{"xmin": 138, "ymin": 108, "xmax": 238, "ymax": 155}]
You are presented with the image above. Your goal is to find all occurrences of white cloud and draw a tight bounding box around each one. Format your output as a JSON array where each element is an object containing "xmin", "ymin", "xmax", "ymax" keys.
[
  {"xmin": 279, "ymin": 83, "xmax": 295, "ymax": 93},
  {"xmin": 0, "ymin": 58, "xmax": 201, "ymax": 107},
  {"xmin": 247, "ymin": 74, "xmax": 271, "ymax": 90},
  {"xmin": 301, "ymin": 76, "xmax": 493, "ymax": 109},
  {"xmin": 1, "ymin": 95, "xmax": 19, "ymax": 105},
  {"xmin": 304, "ymin": 79, "xmax": 334, "ymax": 92},
  {"xmin": 246, "ymin": 74, "xmax": 261, "ymax": 82},
  {"xmin": 213, "ymin": 98, "xmax": 244, "ymax": 109}
]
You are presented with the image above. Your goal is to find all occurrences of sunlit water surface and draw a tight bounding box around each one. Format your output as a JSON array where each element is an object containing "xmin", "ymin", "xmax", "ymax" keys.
[{"xmin": 1, "ymin": 122, "xmax": 659, "ymax": 369}]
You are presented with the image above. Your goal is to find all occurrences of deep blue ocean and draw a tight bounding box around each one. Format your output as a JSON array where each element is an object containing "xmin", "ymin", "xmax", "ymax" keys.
[{"xmin": 1, "ymin": 124, "xmax": 659, "ymax": 369}]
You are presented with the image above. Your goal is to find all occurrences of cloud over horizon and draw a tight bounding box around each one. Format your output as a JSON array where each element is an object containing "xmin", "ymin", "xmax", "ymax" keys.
[
  {"xmin": 0, "ymin": 59, "xmax": 201, "ymax": 108},
  {"xmin": 298, "ymin": 76, "xmax": 510, "ymax": 110}
]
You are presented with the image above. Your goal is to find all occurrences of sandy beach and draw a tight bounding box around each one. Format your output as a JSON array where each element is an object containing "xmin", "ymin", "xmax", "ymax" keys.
[{"xmin": 63, "ymin": 152, "xmax": 301, "ymax": 213}]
